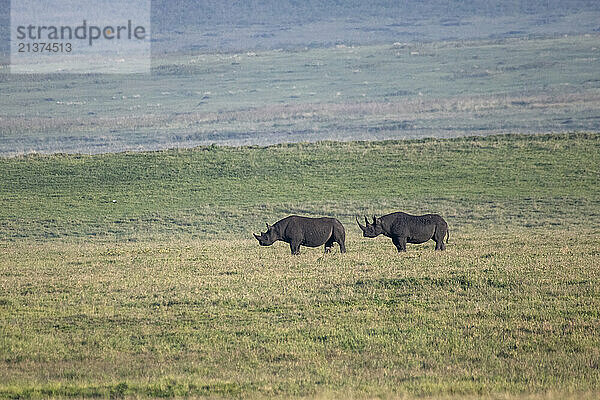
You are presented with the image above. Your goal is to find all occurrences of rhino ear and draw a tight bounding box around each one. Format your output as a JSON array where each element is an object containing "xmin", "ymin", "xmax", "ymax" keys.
[{"xmin": 265, "ymin": 222, "xmax": 271, "ymax": 230}]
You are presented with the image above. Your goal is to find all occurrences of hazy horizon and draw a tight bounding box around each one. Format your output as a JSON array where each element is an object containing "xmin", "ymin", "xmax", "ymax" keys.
[{"xmin": 1, "ymin": 0, "xmax": 600, "ymax": 58}]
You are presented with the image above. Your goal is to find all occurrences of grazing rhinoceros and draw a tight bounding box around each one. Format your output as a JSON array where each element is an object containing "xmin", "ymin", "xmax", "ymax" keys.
[
  {"xmin": 254, "ymin": 215, "xmax": 346, "ymax": 255},
  {"xmin": 356, "ymin": 212, "xmax": 449, "ymax": 251}
]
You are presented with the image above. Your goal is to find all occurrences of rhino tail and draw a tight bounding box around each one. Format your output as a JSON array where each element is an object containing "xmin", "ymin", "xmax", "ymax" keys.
[{"xmin": 446, "ymin": 227, "xmax": 449, "ymax": 244}]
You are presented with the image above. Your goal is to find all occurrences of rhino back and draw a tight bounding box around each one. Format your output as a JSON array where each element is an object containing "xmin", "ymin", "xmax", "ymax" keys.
[
  {"xmin": 284, "ymin": 216, "xmax": 335, "ymax": 247},
  {"xmin": 386, "ymin": 212, "xmax": 440, "ymax": 238}
]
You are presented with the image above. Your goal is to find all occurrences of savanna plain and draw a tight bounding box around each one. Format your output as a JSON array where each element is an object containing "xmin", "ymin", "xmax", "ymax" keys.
[
  {"xmin": 1, "ymin": 133, "xmax": 599, "ymax": 399},
  {"xmin": 1, "ymin": 15, "xmax": 600, "ymax": 397}
]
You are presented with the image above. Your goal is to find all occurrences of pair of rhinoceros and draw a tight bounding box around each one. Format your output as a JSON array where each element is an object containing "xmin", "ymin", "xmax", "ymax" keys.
[{"xmin": 253, "ymin": 212, "xmax": 449, "ymax": 255}]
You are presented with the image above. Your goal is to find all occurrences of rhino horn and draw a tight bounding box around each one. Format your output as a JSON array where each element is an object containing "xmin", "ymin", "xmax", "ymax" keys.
[
  {"xmin": 356, "ymin": 216, "xmax": 366, "ymax": 231},
  {"xmin": 253, "ymin": 233, "xmax": 261, "ymax": 240},
  {"xmin": 372, "ymin": 215, "xmax": 377, "ymax": 225},
  {"xmin": 364, "ymin": 216, "xmax": 370, "ymax": 226}
]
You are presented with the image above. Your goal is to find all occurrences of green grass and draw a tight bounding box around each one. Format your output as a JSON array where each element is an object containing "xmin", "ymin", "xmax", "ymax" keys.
[
  {"xmin": 1, "ymin": 232, "xmax": 600, "ymax": 398},
  {"xmin": 1, "ymin": 132, "xmax": 598, "ymax": 241},
  {"xmin": 1, "ymin": 133, "xmax": 600, "ymax": 398}
]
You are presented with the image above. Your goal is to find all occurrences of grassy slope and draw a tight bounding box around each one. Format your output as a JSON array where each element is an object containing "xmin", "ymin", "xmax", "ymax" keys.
[
  {"xmin": 1, "ymin": 133, "xmax": 598, "ymax": 240},
  {"xmin": 1, "ymin": 133, "xmax": 600, "ymax": 398}
]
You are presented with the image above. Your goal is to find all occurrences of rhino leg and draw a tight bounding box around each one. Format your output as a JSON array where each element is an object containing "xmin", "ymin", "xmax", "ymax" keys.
[
  {"xmin": 434, "ymin": 238, "xmax": 446, "ymax": 251},
  {"xmin": 333, "ymin": 226, "xmax": 346, "ymax": 254},
  {"xmin": 290, "ymin": 241, "xmax": 301, "ymax": 255},
  {"xmin": 324, "ymin": 237, "xmax": 334, "ymax": 253},
  {"xmin": 392, "ymin": 236, "xmax": 407, "ymax": 252},
  {"xmin": 434, "ymin": 225, "xmax": 447, "ymax": 250}
]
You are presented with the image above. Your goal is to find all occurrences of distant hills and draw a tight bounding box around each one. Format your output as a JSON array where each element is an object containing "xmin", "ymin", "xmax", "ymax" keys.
[
  {"xmin": 151, "ymin": 0, "xmax": 600, "ymax": 27},
  {"xmin": 2, "ymin": 0, "xmax": 600, "ymax": 57},
  {"xmin": 149, "ymin": 0, "xmax": 600, "ymax": 53}
]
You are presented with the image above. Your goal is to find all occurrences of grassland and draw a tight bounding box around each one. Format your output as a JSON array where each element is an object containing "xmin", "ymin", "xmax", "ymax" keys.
[
  {"xmin": 2, "ymin": 35, "xmax": 600, "ymax": 154},
  {"xmin": 1, "ymin": 133, "xmax": 600, "ymax": 398},
  {"xmin": 1, "ymin": 132, "xmax": 598, "ymax": 241}
]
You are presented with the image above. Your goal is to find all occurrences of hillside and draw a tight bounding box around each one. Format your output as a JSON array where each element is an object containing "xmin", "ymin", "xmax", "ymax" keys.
[
  {"xmin": 1, "ymin": 133, "xmax": 598, "ymax": 241},
  {"xmin": 2, "ymin": 1, "xmax": 600, "ymax": 58}
]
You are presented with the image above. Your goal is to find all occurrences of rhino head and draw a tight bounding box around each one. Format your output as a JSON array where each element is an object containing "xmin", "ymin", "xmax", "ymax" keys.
[
  {"xmin": 253, "ymin": 223, "xmax": 279, "ymax": 246},
  {"xmin": 356, "ymin": 215, "xmax": 384, "ymax": 238}
]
